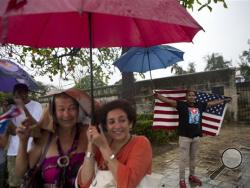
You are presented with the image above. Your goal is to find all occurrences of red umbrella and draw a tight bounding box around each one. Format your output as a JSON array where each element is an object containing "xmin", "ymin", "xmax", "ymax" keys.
[
  {"xmin": 0, "ymin": 0, "xmax": 202, "ymax": 115},
  {"xmin": 0, "ymin": 0, "xmax": 202, "ymax": 47}
]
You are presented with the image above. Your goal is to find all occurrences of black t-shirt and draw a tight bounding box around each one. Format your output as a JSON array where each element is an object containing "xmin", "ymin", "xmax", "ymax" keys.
[{"xmin": 176, "ymin": 101, "xmax": 207, "ymax": 138}]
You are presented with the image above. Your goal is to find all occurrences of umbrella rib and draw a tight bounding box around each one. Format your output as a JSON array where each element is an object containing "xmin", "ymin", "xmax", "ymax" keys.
[
  {"xmin": 155, "ymin": 48, "xmax": 175, "ymax": 68},
  {"xmin": 151, "ymin": 48, "xmax": 165, "ymax": 69},
  {"xmin": 147, "ymin": 51, "xmax": 153, "ymax": 80},
  {"xmin": 133, "ymin": 19, "xmax": 147, "ymax": 46},
  {"xmin": 119, "ymin": 51, "xmax": 138, "ymax": 72},
  {"xmin": 141, "ymin": 50, "xmax": 146, "ymax": 73}
]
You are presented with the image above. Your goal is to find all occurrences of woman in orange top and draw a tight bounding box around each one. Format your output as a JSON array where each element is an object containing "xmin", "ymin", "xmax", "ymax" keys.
[{"xmin": 77, "ymin": 99, "xmax": 152, "ymax": 188}]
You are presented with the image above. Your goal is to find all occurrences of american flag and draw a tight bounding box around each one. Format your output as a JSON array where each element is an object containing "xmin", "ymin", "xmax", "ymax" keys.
[{"xmin": 152, "ymin": 89, "xmax": 228, "ymax": 136}]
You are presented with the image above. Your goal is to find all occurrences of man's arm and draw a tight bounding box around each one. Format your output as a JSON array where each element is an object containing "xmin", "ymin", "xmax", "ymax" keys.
[
  {"xmin": 154, "ymin": 92, "xmax": 177, "ymax": 107},
  {"xmin": 0, "ymin": 133, "xmax": 9, "ymax": 148},
  {"xmin": 207, "ymin": 97, "xmax": 232, "ymax": 107}
]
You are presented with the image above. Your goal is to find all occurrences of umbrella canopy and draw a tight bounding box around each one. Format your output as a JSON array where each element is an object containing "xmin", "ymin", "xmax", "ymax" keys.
[
  {"xmin": 0, "ymin": 0, "xmax": 202, "ymax": 116},
  {"xmin": 113, "ymin": 45, "xmax": 184, "ymax": 73},
  {"xmin": 0, "ymin": 59, "xmax": 39, "ymax": 92},
  {"xmin": 0, "ymin": 0, "xmax": 202, "ymax": 47}
]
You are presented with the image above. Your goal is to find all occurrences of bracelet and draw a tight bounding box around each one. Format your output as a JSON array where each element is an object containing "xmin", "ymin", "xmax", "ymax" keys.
[
  {"xmin": 85, "ymin": 151, "xmax": 92, "ymax": 159},
  {"xmin": 109, "ymin": 154, "xmax": 115, "ymax": 160},
  {"xmin": 105, "ymin": 154, "xmax": 115, "ymax": 165}
]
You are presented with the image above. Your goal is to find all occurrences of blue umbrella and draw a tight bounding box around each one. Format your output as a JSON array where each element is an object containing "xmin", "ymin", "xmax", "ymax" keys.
[
  {"xmin": 0, "ymin": 59, "xmax": 39, "ymax": 92},
  {"xmin": 113, "ymin": 45, "xmax": 184, "ymax": 80}
]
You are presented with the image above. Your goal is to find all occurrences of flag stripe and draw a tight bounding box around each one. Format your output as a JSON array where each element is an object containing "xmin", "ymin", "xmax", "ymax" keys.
[
  {"xmin": 153, "ymin": 89, "xmax": 227, "ymax": 136},
  {"xmin": 202, "ymin": 115, "xmax": 221, "ymax": 123},
  {"xmin": 202, "ymin": 126, "xmax": 218, "ymax": 134},
  {"xmin": 157, "ymin": 89, "xmax": 187, "ymax": 94},
  {"xmin": 155, "ymin": 102, "xmax": 175, "ymax": 107},
  {"xmin": 153, "ymin": 118, "xmax": 178, "ymax": 122},
  {"xmin": 153, "ymin": 114, "xmax": 179, "ymax": 118},
  {"xmin": 154, "ymin": 110, "xmax": 178, "ymax": 115},
  {"xmin": 201, "ymin": 122, "xmax": 219, "ymax": 130},
  {"xmin": 202, "ymin": 119, "xmax": 221, "ymax": 127},
  {"xmin": 154, "ymin": 106, "xmax": 178, "ymax": 111},
  {"xmin": 152, "ymin": 125, "xmax": 177, "ymax": 130},
  {"xmin": 153, "ymin": 121, "xmax": 178, "ymax": 126}
]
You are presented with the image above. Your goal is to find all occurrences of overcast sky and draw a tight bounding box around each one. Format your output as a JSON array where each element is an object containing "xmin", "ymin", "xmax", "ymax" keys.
[{"xmin": 136, "ymin": 0, "xmax": 250, "ymax": 82}]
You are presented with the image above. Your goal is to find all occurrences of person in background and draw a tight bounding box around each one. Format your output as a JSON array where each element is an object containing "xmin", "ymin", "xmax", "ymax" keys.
[
  {"xmin": 154, "ymin": 89, "xmax": 231, "ymax": 188},
  {"xmin": 77, "ymin": 99, "xmax": 152, "ymax": 188},
  {"xmin": 16, "ymin": 88, "xmax": 92, "ymax": 188},
  {"xmin": 0, "ymin": 139, "xmax": 7, "ymax": 188},
  {"xmin": 0, "ymin": 97, "xmax": 15, "ymax": 188},
  {"xmin": 5, "ymin": 83, "xmax": 43, "ymax": 188}
]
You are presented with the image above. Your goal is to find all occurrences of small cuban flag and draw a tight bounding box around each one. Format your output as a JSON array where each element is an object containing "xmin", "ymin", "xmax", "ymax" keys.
[{"xmin": 0, "ymin": 107, "xmax": 21, "ymax": 134}]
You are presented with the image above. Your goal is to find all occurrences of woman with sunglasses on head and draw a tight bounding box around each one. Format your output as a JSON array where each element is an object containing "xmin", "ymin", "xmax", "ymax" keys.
[
  {"xmin": 77, "ymin": 99, "xmax": 152, "ymax": 188},
  {"xmin": 16, "ymin": 88, "xmax": 93, "ymax": 188}
]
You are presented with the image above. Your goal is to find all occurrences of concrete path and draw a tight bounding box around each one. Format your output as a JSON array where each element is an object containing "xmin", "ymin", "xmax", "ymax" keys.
[{"xmin": 152, "ymin": 146, "xmax": 250, "ymax": 188}]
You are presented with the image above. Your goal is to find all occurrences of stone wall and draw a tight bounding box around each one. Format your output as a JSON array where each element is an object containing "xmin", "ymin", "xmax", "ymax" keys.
[{"xmin": 40, "ymin": 68, "xmax": 238, "ymax": 121}]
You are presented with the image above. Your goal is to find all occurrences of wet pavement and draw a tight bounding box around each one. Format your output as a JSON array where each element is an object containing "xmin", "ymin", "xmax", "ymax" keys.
[
  {"xmin": 237, "ymin": 147, "xmax": 250, "ymax": 187},
  {"xmin": 152, "ymin": 146, "xmax": 250, "ymax": 188}
]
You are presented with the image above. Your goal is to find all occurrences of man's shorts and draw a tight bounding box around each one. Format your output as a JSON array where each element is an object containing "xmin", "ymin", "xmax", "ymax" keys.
[{"xmin": 7, "ymin": 156, "xmax": 22, "ymax": 187}]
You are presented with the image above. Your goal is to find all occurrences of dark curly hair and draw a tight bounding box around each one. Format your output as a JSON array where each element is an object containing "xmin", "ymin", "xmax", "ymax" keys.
[
  {"xmin": 13, "ymin": 83, "xmax": 29, "ymax": 94},
  {"xmin": 98, "ymin": 99, "xmax": 136, "ymax": 131}
]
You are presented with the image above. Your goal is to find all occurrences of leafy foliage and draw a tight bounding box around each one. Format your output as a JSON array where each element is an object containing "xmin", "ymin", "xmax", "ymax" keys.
[
  {"xmin": 187, "ymin": 62, "xmax": 196, "ymax": 73},
  {"xmin": 171, "ymin": 64, "xmax": 186, "ymax": 75},
  {"xmin": 0, "ymin": 92, "xmax": 12, "ymax": 105},
  {"xmin": 204, "ymin": 53, "xmax": 231, "ymax": 71},
  {"xmin": 239, "ymin": 42, "xmax": 250, "ymax": 81},
  {"xmin": 171, "ymin": 62, "xmax": 196, "ymax": 75},
  {"xmin": 75, "ymin": 75, "xmax": 107, "ymax": 90},
  {"xmin": 133, "ymin": 113, "xmax": 178, "ymax": 144},
  {"xmin": 179, "ymin": 0, "xmax": 227, "ymax": 11},
  {"xmin": 0, "ymin": 45, "xmax": 120, "ymax": 89}
]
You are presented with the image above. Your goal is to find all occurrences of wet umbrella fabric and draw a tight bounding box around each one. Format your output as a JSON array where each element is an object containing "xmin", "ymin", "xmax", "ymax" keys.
[
  {"xmin": 0, "ymin": 0, "xmax": 202, "ymax": 114},
  {"xmin": 0, "ymin": 59, "xmax": 38, "ymax": 92},
  {"xmin": 113, "ymin": 45, "xmax": 184, "ymax": 73},
  {"xmin": 0, "ymin": 0, "xmax": 202, "ymax": 48}
]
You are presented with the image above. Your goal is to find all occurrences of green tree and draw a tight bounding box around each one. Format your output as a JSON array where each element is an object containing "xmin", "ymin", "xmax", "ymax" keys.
[
  {"xmin": 170, "ymin": 62, "xmax": 196, "ymax": 75},
  {"xmin": 179, "ymin": 0, "xmax": 227, "ymax": 11},
  {"xmin": 0, "ymin": 46, "xmax": 120, "ymax": 89},
  {"xmin": 35, "ymin": 81, "xmax": 57, "ymax": 97},
  {"xmin": 239, "ymin": 41, "xmax": 250, "ymax": 81},
  {"xmin": 204, "ymin": 53, "xmax": 231, "ymax": 71},
  {"xmin": 171, "ymin": 64, "xmax": 187, "ymax": 75},
  {"xmin": 120, "ymin": 48, "xmax": 136, "ymax": 104},
  {"xmin": 187, "ymin": 62, "xmax": 196, "ymax": 73},
  {"xmin": 75, "ymin": 75, "xmax": 107, "ymax": 90}
]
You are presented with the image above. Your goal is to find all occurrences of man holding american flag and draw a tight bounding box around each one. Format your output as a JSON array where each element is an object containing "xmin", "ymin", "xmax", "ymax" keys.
[{"xmin": 154, "ymin": 89, "xmax": 231, "ymax": 188}]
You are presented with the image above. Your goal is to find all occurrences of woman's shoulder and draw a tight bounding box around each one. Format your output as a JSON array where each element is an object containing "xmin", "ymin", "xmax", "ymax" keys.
[
  {"xmin": 128, "ymin": 135, "xmax": 152, "ymax": 156},
  {"xmin": 132, "ymin": 135, "xmax": 151, "ymax": 145}
]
